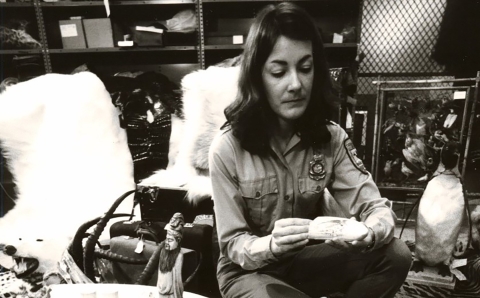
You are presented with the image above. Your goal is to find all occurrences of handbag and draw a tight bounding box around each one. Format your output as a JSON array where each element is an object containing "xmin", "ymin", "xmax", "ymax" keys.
[
  {"xmin": 109, "ymin": 186, "xmax": 217, "ymax": 295},
  {"xmin": 66, "ymin": 189, "xmax": 202, "ymax": 288},
  {"xmin": 133, "ymin": 186, "xmax": 214, "ymax": 223}
]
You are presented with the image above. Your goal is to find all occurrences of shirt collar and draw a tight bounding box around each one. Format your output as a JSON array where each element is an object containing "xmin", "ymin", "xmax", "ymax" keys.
[{"xmin": 269, "ymin": 132, "xmax": 302, "ymax": 157}]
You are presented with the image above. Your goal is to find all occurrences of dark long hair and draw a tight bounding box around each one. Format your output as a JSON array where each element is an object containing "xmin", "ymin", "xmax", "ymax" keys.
[{"xmin": 223, "ymin": 2, "xmax": 336, "ymax": 155}]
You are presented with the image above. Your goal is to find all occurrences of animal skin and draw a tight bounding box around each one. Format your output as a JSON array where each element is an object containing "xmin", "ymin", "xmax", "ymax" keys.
[
  {"xmin": 0, "ymin": 72, "xmax": 136, "ymax": 283},
  {"xmin": 140, "ymin": 66, "xmax": 240, "ymax": 205}
]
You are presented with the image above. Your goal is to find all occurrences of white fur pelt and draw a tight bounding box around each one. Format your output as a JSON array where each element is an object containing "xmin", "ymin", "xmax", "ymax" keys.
[
  {"xmin": 0, "ymin": 72, "xmax": 135, "ymax": 276},
  {"xmin": 140, "ymin": 66, "xmax": 240, "ymax": 204}
]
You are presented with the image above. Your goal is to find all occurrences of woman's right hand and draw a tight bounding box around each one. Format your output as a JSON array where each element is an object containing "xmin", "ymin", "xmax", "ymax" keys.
[{"xmin": 270, "ymin": 218, "xmax": 311, "ymax": 257}]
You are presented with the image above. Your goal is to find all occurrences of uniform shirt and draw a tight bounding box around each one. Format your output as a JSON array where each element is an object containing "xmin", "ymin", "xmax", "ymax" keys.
[{"xmin": 209, "ymin": 122, "xmax": 396, "ymax": 272}]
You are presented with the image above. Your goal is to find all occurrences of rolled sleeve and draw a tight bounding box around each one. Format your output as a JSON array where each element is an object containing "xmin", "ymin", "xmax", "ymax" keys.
[
  {"xmin": 209, "ymin": 132, "xmax": 277, "ymax": 270},
  {"xmin": 328, "ymin": 128, "xmax": 396, "ymax": 248}
]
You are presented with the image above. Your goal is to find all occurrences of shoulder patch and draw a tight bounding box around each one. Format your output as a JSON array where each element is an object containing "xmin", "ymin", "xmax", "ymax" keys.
[{"xmin": 344, "ymin": 138, "xmax": 368, "ymax": 174}]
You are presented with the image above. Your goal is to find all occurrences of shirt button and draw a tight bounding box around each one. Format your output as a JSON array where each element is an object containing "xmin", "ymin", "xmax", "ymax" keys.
[
  {"xmin": 284, "ymin": 195, "xmax": 290, "ymax": 201},
  {"xmin": 316, "ymin": 185, "xmax": 322, "ymax": 191},
  {"xmin": 256, "ymin": 191, "xmax": 261, "ymax": 197}
]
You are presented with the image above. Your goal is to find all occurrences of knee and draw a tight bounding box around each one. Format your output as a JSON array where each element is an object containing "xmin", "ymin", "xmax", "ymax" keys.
[{"xmin": 383, "ymin": 238, "xmax": 412, "ymax": 277}]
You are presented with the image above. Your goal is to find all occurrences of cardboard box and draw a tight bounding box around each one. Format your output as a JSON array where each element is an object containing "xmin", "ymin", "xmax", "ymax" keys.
[
  {"xmin": 59, "ymin": 19, "xmax": 87, "ymax": 49},
  {"xmin": 133, "ymin": 26, "xmax": 164, "ymax": 47},
  {"xmin": 83, "ymin": 18, "xmax": 114, "ymax": 48}
]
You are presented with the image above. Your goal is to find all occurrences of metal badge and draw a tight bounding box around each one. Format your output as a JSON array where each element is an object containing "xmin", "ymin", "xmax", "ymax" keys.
[{"xmin": 309, "ymin": 153, "xmax": 326, "ymax": 181}]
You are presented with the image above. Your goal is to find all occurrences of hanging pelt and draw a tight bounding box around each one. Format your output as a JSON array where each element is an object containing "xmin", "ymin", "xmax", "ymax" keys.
[
  {"xmin": 0, "ymin": 72, "xmax": 135, "ymax": 290},
  {"xmin": 140, "ymin": 66, "xmax": 240, "ymax": 204}
]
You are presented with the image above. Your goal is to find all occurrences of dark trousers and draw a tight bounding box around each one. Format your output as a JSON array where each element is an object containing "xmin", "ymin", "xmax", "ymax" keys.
[{"xmin": 218, "ymin": 238, "xmax": 412, "ymax": 298}]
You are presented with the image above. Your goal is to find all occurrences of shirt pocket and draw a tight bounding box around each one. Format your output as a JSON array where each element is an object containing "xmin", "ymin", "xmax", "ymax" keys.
[
  {"xmin": 239, "ymin": 176, "xmax": 279, "ymax": 230},
  {"xmin": 297, "ymin": 177, "xmax": 325, "ymax": 218}
]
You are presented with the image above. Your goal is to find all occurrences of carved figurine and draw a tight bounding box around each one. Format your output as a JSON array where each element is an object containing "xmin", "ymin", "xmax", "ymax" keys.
[{"xmin": 157, "ymin": 213, "xmax": 184, "ymax": 298}]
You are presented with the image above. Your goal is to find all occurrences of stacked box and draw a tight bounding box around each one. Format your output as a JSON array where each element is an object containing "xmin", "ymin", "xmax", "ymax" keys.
[{"xmin": 59, "ymin": 19, "xmax": 87, "ymax": 49}]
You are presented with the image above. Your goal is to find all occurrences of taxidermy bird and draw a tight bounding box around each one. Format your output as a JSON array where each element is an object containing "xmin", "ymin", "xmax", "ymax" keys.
[
  {"xmin": 383, "ymin": 160, "xmax": 393, "ymax": 179},
  {"xmin": 412, "ymin": 141, "xmax": 465, "ymax": 277},
  {"xmin": 0, "ymin": 72, "xmax": 136, "ymax": 292},
  {"xmin": 402, "ymin": 133, "xmax": 438, "ymax": 181}
]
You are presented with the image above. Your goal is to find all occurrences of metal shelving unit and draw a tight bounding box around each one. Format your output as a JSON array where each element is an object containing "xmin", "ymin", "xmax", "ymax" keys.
[
  {"xmin": 48, "ymin": 46, "xmax": 197, "ymax": 53},
  {"xmin": 41, "ymin": 0, "xmax": 195, "ymax": 6},
  {"xmin": 203, "ymin": 43, "xmax": 357, "ymax": 50},
  {"xmin": 1, "ymin": 0, "xmax": 360, "ymax": 73},
  {"xmin": 33, "ymin": 0, "xmax": 52, "ymax": 72},
  {"xmin": 202, "ymin": 0, "xmax": 361, "ymax": 67}
]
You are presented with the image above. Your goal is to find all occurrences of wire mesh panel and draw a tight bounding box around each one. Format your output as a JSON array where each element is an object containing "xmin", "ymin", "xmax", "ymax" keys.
[
  {"xmin": 359, "ymin": 0, "xmax": 447, "ymax": 75},
  {"xmin": 353, "ymin": 0, "xmax": 452, "ymax": 177}
]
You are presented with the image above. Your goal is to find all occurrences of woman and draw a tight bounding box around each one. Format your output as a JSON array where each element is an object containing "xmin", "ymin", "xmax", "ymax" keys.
[{"xmin": 209, "ymin": 3, "xmax": 411, "ymax": 298}]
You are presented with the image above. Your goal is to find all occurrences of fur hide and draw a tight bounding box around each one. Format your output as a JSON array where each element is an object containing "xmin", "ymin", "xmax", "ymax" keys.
[
  {"xmin": 0, "ymin": 72, "xmax": 135, "ymax": 279},
  {"xmin": 140, "ymin": 66, "xmax": 240, "ymax": 204}
]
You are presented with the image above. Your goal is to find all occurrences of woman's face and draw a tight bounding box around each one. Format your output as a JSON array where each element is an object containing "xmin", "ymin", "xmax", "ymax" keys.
[{"xmin": 262, "ymin": 35, "xmax": 314, "ymax": 126}]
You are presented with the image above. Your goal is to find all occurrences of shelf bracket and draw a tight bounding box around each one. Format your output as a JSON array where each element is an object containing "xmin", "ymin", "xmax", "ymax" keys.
[
  {"xmin": 33, "ymin": 0, "xmax": 52, "ymax": 73},
  {"xmin": 196, "ymin": 0, "xmax": 205, "ymax": 69}
]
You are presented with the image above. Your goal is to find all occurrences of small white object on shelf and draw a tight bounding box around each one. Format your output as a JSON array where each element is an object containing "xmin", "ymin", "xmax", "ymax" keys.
[
  {"xmin": 118, "ymin": 41, "xmax": 134, "ymax": 47},
  {"xmin": 232, "ymin": 35, "xmax": 243, "ymax": 45}
]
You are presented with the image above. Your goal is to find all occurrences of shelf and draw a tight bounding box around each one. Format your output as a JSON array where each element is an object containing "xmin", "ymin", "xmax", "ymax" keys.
[
  {"xmin": 205, "ymin": 44, "xmax": 243, "ymax": 50},
  {"xmin": 325, "ymin": 43, "xmax": 358, "ymax": 48},
  {"xmin": 0, "ymin": 49, "xmax": 43, "ymax": 54},
  {"xmin": 40, "ymin": 0, "xmax": 194, "ymax": 6},
  {"xmin": 203, "ymin": 0, "xmax": 334, "ymax": 2},
  {"xmin": 0, "ymin": 2, "xmax": 34, "ymax": 7},
  {"xmin": 204, "ymin": 43, "xmax": 357, "ymax": 51},
  {"xmin": 1, "ymin": 0, "xmax": 360, "ymax": 72},
  {"xmin": 48, "ymin": 46, "xmax": 197, "ymax": 53}
]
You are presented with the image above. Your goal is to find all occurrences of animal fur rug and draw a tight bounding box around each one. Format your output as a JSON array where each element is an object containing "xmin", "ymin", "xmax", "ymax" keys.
[
  {"xmin": 0, "ymin": 72, "xmax": 136, "ymax": 292},
  {"xmin": 140, "ymin": 66, "xmax": 240, "ymax": 204}
]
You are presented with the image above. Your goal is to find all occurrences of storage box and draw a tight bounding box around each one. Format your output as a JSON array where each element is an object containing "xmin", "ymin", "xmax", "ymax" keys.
[
  {"xmin": 164, "ymin": 31, "xmax": 196, "ymax": 46},
  {"xmin": 83, "ymin": 18, "xmax": 114, "ymax": 48},
  {"xmin": 133, "ymin": 26, "xmax": 164, "ymax": 47},
  {"xmin": 59, "ymin": 19, "xmax": 87, "ymax": 49}
]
